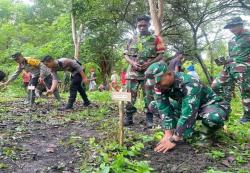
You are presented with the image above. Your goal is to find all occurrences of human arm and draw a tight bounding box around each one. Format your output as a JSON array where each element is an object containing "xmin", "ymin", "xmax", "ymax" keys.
[
  {"xmin": 2, "ymin": 64, "xmax": 23, "ymax": 86},
  {"xmin": 124, "ymin": 54, "xmax": 141, "ymax": 70},
  {"xmin": 141, "ymin": 35, "xmax": 165, "ymax": 70},
  {"xmin": 155, "ymin": 82, "xmax": 202, "ymax": 153},
  {"xmin": 80, "ymin": 71, "xmax": 88, "ymax": 84},
  {"xmin": 46, "ymin": 72, "xmax": 58, "ymax": 94},
  {"xmin": 141, "ymin": 53, "xmax": 163, "ymax": 70},
  {"xmin": 174, "ymin": 66, "xmax": 181, "ymax": 72}
]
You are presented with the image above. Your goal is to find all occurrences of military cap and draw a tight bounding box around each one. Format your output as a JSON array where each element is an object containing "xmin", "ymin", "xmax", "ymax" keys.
[
  {"xmin": 11, "ymin": 52, "xmax": 22, "ymax": 60},
  {"xmin": 145, "ymin": 61, "xmax": 168, "ymax": 86},
  {"xmin": 224, "ymin": 17, "xmax": 244, "ymax": 29}
]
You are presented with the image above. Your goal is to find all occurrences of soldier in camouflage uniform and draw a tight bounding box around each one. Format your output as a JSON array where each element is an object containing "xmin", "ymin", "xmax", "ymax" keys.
[
  {"xmin": 211, "ymin": 17, "xmax": 250, "ymax": 123},
  {"xmin": 124, "ymin": 15, "xmax": 165, "ymax": 127},
  {"xmin": 145, "ymin": 61, "xmax": 230, "ymax": 152}
]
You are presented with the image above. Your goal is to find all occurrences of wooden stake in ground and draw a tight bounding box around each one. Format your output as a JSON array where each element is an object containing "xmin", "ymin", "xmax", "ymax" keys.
[
  {"xmin": 118, "ymin": 101, "xmax": 124, "ymax": 145},
  {"xmin": 112, "ymin": 92, "xmax": 131, "ymax": 146}
]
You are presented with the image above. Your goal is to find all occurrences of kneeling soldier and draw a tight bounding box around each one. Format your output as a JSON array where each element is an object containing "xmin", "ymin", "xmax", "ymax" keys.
[
  {"xmin": 145, "ymin": 61, "xmax": 230, "ymax": 153},
  {"xmin": 41, "ymin": 55, "xmax": 90, "ymax": 110}
]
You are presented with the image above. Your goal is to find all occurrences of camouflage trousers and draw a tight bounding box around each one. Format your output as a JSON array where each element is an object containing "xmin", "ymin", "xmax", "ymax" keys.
[
  {"xmin": 148, "ymin": 100, "xmax": 229, "ymax": 137},
  {"xmin": 212, "ymin": 63, "xmax": 250, "ymax": 118},
  {"xmin": 125, "ymin": 79, "xmax": 154, "ymax": 115}
]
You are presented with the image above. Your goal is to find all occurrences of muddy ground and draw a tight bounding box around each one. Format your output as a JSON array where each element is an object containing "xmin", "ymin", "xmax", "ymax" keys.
[
  {"xmin": 0, "ymin": 99, "xmax": 249, "ymax": 173},
  {"xmin": 127, "ymin": 115, "xmax": 250, "ymax": 173},
  {"xmin": 0, "ymin": 99, "xmax": 101, "ymax": 173}
]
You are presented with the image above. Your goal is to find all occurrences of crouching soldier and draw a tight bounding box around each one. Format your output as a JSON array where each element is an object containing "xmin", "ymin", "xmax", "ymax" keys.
[
  {"xmin": 41, "ymin": 55, "xmax": 90, "ymax": 110},
  {"xmin": 0, "ymin": 52, "xmax": 61, "ymax": 104},
  {"xmin": 145, "ymin": 61, "xmax": 230, "ymax": 153}
]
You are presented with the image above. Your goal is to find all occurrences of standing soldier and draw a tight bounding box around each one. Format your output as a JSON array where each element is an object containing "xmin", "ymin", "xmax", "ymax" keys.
[
  {"xmin": 124, "ymin": 15, "xmax": 165, "ymax": 127},
  {"xmin": 0, "ymin": 52, "xmax": 61, "ymax": 104},
  {"xmin": 212, "ymin": 17, "xmax": 250, "ymax": 123},
  {"xmin": 145, "ymin": 61, "xmax": 230, "ymax": 152},
  {"xmin": 41, "ymin": 55, "xmax": 90, "ymax": 110}
]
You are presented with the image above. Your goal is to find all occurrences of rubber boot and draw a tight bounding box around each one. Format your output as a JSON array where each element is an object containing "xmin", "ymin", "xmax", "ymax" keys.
[
  {"xmin": 146, "ymin": 112, "xmax": 153, "ymax": 128},
  {"xmin": 124, "ymin": 113, "xmax": 133, "ymax": 126},
  {"xmin": 195, "ymin": 125, "xmax": 214, "ymax": 147}
]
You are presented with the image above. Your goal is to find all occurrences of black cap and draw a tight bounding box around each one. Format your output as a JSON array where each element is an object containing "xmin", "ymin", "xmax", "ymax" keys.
[
  {"xmin": 41, "ymin": 55, "xmax": 53, "ymax": 62},
  {"xmin": 224, "ymin": 17, "xmax": 244, "ymax": 29},
  {"xmin": 11, "ymin": 52, "xmax": 22, "ymax": 60}
]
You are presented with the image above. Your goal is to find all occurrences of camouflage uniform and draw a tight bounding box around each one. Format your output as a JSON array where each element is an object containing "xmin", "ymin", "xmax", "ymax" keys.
[
  {"xmin": 124, "ymin": 33, "xmax": 165, "ymax": 125},
  {"xmin": 146, "ymin": 62, "xmax": 230, "ymax": 137},
  {"xmin": 212, "ymin": 19, "xmax": 250, "ymax": 121}
]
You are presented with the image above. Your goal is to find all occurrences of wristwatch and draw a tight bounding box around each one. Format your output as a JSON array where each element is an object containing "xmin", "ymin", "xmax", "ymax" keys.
[{"xmin": 168, "ymin": 136, "xmax": 182, "ymax": 144}]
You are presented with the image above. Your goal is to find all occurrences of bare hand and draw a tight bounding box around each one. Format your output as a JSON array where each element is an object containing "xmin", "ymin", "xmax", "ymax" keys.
[
  {"xmin": 154, "ymin": 138, "xmax": 176, "ymax": 153},
  {"xmin": 38, "ymin": 77, "xmax": 44, "ymax": 84},
  {"xmin": 159, "ymin": 130, "xmax": 173, "ymax": 143},
  {"xmin": 46, "ymin": 89, "xmax": 53, "ymax": 96},
  {"xmin": 83, "ymin": 78, "xmax": 88, "ymax": 85},
  {"xmin": 131, "ymin": 61, "xmax": 141, "ymax": 70}
]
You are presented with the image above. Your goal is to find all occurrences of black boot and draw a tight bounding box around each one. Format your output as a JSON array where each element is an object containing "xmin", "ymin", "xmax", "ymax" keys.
[
  {"xmin": 83, "ymin": 101, "xmax": 91, "ymax": 107},
  {"xmin": 146, "ymin": 113, "xmax": 153, "ymax": 128},
  {"xmin": 124, "ymin": 113, "xmax": 133, "ymax": 126},
  {"xmin": 60, "ymin": 100, "xmax": 74, "ymax": 110}
]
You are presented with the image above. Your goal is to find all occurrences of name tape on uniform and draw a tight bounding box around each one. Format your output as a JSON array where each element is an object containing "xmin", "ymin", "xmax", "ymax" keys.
[{"xmin": 112, "ymin": 92, "xmax": 131, "ymax": 102}]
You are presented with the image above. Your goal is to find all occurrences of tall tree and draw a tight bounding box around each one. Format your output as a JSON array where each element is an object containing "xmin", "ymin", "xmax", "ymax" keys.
[
  {"xmin": 148, "ymin": 0, "xmax": 164, "ymax": 35},
  {"xmin": 71, "ymin": 0, "xmax": 84, "ymax": 60},
  {"xmin": 161, "ymin": 0, "xmax": 241, "ymax": 83}
]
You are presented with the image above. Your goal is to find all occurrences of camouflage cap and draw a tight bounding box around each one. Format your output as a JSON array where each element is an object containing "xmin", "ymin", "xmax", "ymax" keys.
[
  {"xmin": 145, "ymin": 61, "xmax": 168, "ymax": 86},
  {"xmin": 224, "ymin": 17, "xmax": 244, "ymax": 29}
]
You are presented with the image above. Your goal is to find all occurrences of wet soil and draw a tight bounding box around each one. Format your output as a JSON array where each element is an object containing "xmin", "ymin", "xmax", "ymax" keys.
[
  {"xmin": 131, "ymin": 113, "xmax": 250, "ymax": 173},
  {"xmin": 0, "ymin": 99, "xmax": 99, "ymax": 173},
  {"xmin": 0, "ymin": 99, "xmax": 249, "ymax": 173}
]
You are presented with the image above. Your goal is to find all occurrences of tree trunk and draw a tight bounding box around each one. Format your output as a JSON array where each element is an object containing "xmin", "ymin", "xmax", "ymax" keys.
[
  {"xmin": 201, "ymin": 28, "xmax": 215, "ymax": 77},
  {"xmin": 193, "ymin": 32, "xmax": 213, "ymax": 84},
  {"xmin": 71, "ymin": 13, "xmax": 83, "ymax": 60},
  {"xmin": 157, "ymin": 0, "xmax": 164, "ymax": 22},
  {"xmin": 148, "ymin": 0, "xmax": 162, "ymax": 35},
  {"xmin": 98, "ymin": 55, "xmax": 112, "ymax": 84}
]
